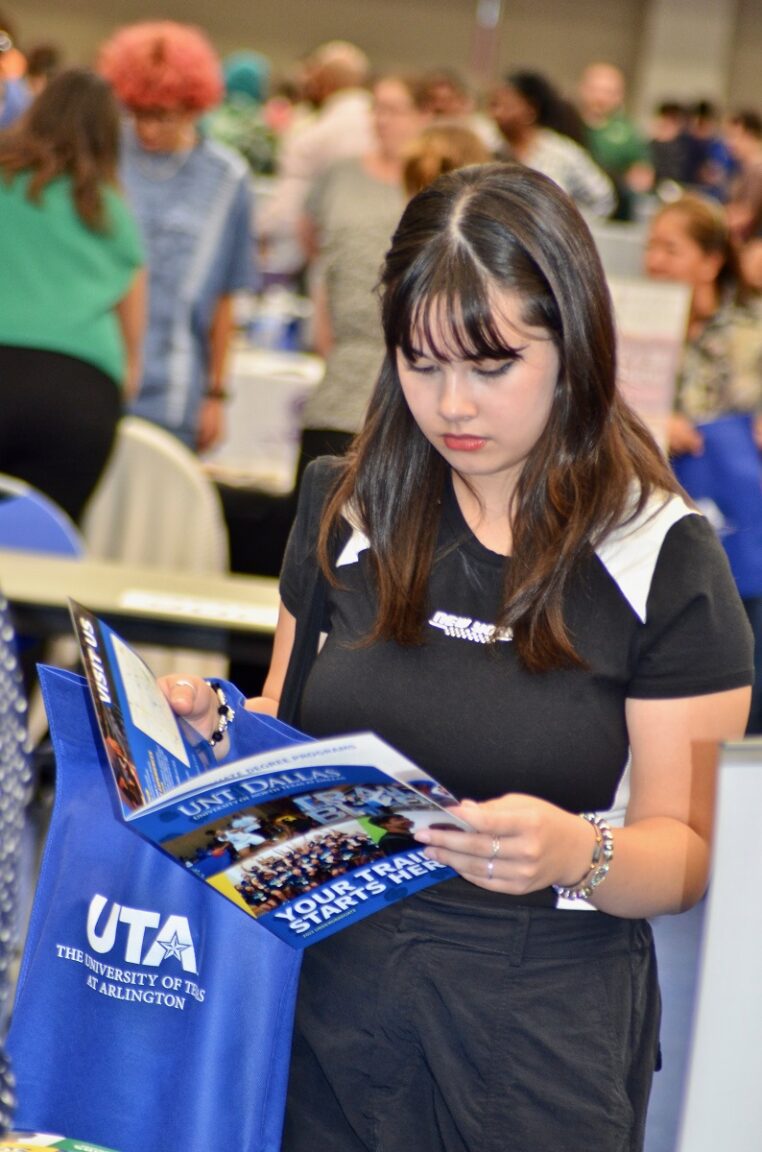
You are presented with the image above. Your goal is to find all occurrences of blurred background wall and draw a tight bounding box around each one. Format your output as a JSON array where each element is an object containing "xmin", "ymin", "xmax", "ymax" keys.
[{"xmin": 11, "ymin": 0, "xmax": 762, "ymax": 117}]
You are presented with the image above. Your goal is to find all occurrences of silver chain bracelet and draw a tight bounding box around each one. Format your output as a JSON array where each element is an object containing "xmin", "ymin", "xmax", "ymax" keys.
[{"xmin": 552, "ymin": 813, "xmax": 614, "ymax": 901}]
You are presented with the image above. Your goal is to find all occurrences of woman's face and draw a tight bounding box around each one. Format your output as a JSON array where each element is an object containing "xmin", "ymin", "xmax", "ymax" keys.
[
  {"xmin": 644, "ymin": 211, "xmax": 722, "ymax": 288},
  {"xmin": 131, "ymin": 105, "xmax": 198, "ymax": 153},
  {"xmin": 396, "ymin": 290, "xmax": 559, "ymax": 503},
  {"xmin": 489, "ymin": 85, "xmax": 534, "ymax": 140},
  {"xmin": 372, "ymin": 78, "xmax": 426, "ymax": 158},
  {"xmin": 740, "ymin": 238, "xmax": 762, "ymax": 291}
]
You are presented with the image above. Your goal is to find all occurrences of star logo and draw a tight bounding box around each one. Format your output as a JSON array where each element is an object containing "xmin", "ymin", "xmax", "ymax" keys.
[{"xmin": 158, "ymin": 932, "xmax": 191, "ymax": 962}]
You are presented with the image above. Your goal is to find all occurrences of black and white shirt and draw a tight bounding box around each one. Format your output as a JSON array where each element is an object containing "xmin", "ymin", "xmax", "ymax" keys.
[{"xmin": 281, "ymin": 463, "xmax": 753, "ymax": 907}]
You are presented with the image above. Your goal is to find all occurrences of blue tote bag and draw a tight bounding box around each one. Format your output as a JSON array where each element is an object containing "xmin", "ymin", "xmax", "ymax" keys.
[
  {"xmin": 7, "ymin": 668, "xmax": 301, "ymax": 1152},
  {"xmin": 672, "ymin": 412, "xmax": 762, "ymax": 598}
]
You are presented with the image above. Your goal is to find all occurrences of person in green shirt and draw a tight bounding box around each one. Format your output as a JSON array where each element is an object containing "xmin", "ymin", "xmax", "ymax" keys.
[
  {"xmin": 0, "ymin": 67, "xmax": 145, "ymax": 522},
  {"xmin": 577, "ymin": 62, "xmax": 653, "ymax": 221}
]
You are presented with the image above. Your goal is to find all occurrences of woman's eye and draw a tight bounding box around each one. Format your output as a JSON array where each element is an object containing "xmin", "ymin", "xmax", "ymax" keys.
[
  {"xmin": 406, "ymin": 361, "xmax": 439, "ymax": 375},
  {"xmin": 473, "ymin": 361, "xmax": 515, "ymax": 379}
]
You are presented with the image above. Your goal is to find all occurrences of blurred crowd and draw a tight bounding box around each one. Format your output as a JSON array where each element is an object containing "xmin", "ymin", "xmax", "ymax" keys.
[
  {"xmin": 2, "ymin": 10, "xmax": 761, "ymax": 456},
  {"xmin": 1, "ymin": 7, "xmax": 762, "ymax": 724}
]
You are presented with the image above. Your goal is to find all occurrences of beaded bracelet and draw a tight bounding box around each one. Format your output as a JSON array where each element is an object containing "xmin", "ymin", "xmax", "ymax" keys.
[
  {"xmin": 552, "ymin": 813, "xmax": 614, "ymax": 901},
  {"xmin": 206, "ymin": 681, "xmax": 235, "ymax": 747}
]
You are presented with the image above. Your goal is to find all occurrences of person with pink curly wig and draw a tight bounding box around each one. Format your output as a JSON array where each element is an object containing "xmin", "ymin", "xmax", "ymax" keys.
[{"xmin": 98, "ymin": 21, "xmax": 256, "ymax": 451}]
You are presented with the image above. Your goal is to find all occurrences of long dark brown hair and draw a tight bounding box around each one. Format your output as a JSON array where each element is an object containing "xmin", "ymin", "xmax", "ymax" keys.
[
  {"xmin": 318, "ymin": 162, "xmax": 680, "ymax": 671},
  {"xmin": 505, "ymin": 70, "xmax": 588, "ymax": 146},
  {"xmin": 0, "ymin": 67, "xmax": 121, "ymax": 230}
]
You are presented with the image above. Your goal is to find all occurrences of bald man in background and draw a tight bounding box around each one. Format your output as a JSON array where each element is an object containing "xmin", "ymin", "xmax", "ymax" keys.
[
  {"xmin": 259, "ymin": 40, "xmax": 373, "ymax": 277},
  {"xmin": 577, "ymin": 61, "xmax": 652, "ymax": 220}
]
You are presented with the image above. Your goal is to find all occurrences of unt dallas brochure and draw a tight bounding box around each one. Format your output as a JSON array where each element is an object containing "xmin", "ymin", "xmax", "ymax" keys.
[{"xmin": 69, "ymin": 602, "xmax": 469, "ymax": 949}]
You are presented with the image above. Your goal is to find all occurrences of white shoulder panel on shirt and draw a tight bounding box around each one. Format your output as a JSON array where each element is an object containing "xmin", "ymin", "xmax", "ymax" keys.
[
  {"xmin": 335, "ymin": 491, "xmax": 696, "ymax": 620},
  {"xmin": 336, "ymin": 502, "xmax": 370, "ymax": 568},
  {"xmin": 336, "ymin": 525, "xmax": 370, "ymax": 568},
  {"xmin": 595, "ymin": 491, "xmax": 696, "ymax": 623}
]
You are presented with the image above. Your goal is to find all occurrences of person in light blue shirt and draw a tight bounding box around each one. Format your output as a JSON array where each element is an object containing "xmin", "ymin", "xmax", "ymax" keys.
[
  {"xmin": 0, "ymin": 74, "xmax": 28, "ymax": 128},
  {"xmin": 0, "ymin": 16, "xmax": 30, "ymax": 129},
  {"xmin": 99, "ymin": 21, "xmax": 256, "ymax": 451}
]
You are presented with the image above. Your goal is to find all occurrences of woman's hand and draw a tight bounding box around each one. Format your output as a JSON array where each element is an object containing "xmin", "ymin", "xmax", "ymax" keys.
[
  {"xmin": 414, "ymin": 794, "xmax": 596, "ymax": 895},
  {"xmin": 666, "ymin": 413, "xmax": 704, "ymax": 457},
  {"xmin": 196, "ymin": 395, "xmax": 225, "ymax": 453},
  {"xmin": 158, "ymin": 675, "xmax": 220, "ymax": 742},
  {"xmin": 752, "ymin": 412, "xmax": 762, "ymax": 451},
  {"xmin": 416, "ymin": 689, "xmax": 749, "ymax": 916}
]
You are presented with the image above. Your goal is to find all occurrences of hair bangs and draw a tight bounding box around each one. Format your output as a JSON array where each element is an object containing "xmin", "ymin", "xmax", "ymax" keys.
[{"xmin": 391, "ymin": 244, "xmax": 528, "ymax": 364}]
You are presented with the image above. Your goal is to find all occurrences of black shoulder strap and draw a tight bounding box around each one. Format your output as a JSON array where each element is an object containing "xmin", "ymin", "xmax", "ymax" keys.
[{"xmin": 277, "ymin": 459, "xmax": 349, "ymax": 726}]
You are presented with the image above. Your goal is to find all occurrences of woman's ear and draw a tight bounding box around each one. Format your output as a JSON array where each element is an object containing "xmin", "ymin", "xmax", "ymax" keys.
[{"xmin": 699, "ymin": 249, "xmax": 725, "ymax": 285}]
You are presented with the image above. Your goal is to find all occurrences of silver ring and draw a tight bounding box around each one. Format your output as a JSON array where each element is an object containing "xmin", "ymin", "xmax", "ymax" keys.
[
  {"xmin": 490, "ymin": 835, "xmax": 501, "ymax": 859},
  {"xmin": 175, "ymin": 679, "xmax": 194, "ymax": 689},
  {"xmin": 486, "ymin": 857, "xmax": 495, "ymax": 881}
]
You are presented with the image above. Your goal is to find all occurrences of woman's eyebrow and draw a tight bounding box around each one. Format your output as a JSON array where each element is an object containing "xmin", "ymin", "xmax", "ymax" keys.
[
  {"xmin": 403, "ymin": 343, "xmax": 528, "ymax": 362},
  {"xmin": 473, "ymin": 345, "xmax": 527, "ymax": 359}
]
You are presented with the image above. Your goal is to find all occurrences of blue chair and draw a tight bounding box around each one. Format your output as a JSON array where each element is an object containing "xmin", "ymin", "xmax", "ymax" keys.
[
  {"xmin": 0, "ymin": 471, "xmax": 84, "ymax": 717},
  {"xmin": 0, "ymin": 472, "xmax": 84, "ymax": 558}
]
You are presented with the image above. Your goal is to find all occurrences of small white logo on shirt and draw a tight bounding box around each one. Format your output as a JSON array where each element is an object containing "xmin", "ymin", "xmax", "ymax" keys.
[{"xmin": 428, "ymin": 610, "xmax": 513, "ymax": 644}]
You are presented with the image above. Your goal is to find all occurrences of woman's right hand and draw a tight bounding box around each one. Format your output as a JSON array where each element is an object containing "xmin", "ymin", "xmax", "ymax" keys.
[
  {"xmin": 667, "ymin": 413, "xmax": 704, "ymax": 457},
  {"xmin": 159, "ymin": 675, "xmax": 219, "ymax": 742}
]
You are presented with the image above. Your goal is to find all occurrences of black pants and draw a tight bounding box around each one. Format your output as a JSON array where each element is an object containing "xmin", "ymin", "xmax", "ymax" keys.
[
  {"xmin": 282, "ymin": 883, "xmax": 661, "ymax": 1152},
  {"xmin": 0, "ymin": 346, "xmax": 122, "ymax": 524}
]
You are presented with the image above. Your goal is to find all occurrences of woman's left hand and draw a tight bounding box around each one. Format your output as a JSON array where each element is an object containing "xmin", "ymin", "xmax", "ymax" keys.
[
  {"xmin": 196, "ymin": 395, "xmax": 225, "ymax": 453},
  {"xmin": 414, "ymin": 794, "xmax": 596, "ymax": 895},
  {"xmin": 752, "ymin": 412, "xmax": 762, "ymax": 451}
]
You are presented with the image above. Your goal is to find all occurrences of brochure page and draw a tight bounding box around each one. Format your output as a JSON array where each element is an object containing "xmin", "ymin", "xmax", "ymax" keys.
[{"xmin": 68, "ymin": 602, "xmax": 470, "ymax": 948}]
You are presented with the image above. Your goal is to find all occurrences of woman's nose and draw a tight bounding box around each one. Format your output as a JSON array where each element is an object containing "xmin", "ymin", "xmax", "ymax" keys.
[{"xmin": 438, "ymin": 369, "xmax": 478, "ymax": 421}]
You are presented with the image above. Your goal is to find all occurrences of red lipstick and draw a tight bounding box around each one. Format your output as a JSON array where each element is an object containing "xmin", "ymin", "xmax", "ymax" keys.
[{"xmin": 443, "ymin": 435, "xmax": 487, "ymax": 452}]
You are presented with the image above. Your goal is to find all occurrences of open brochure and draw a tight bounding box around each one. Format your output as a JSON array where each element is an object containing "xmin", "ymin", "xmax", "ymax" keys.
[{"xmin": 69, "ymin": 602, "xmax": 469, "ymax": 949}]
